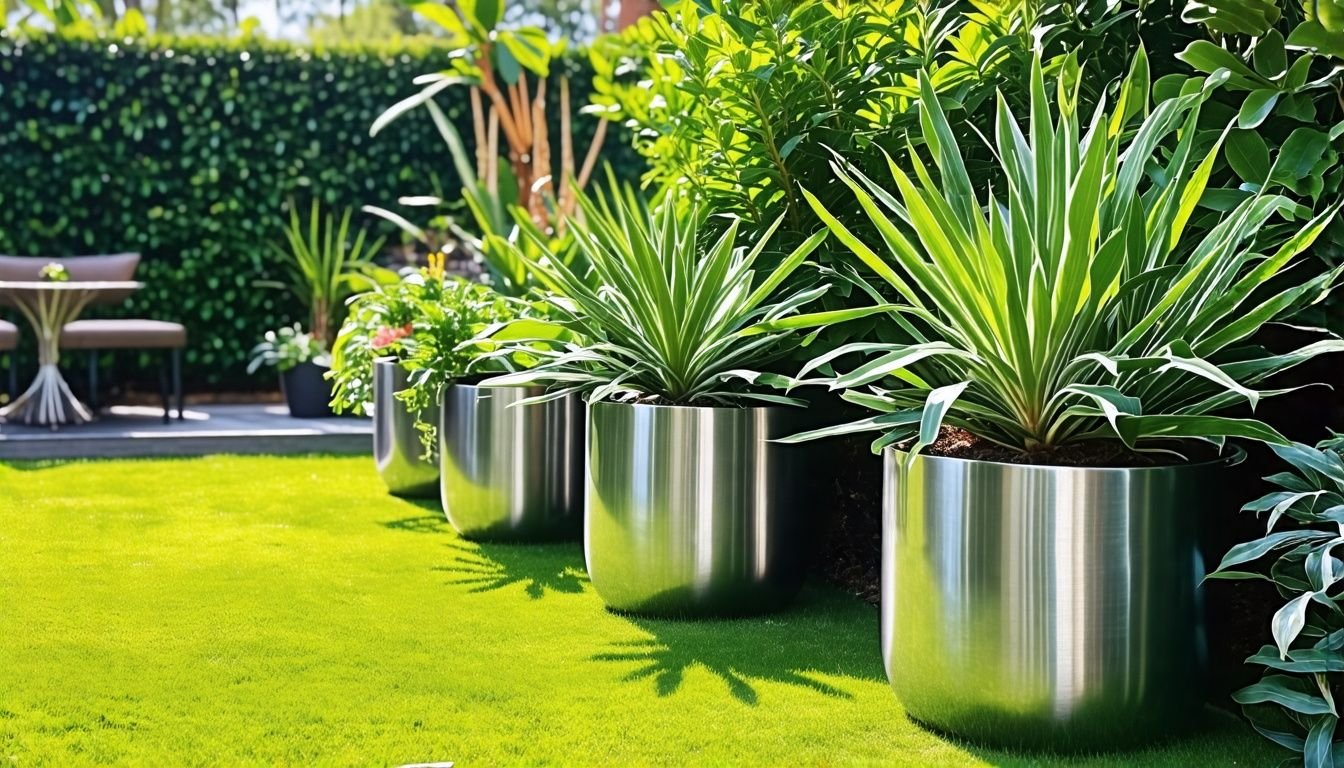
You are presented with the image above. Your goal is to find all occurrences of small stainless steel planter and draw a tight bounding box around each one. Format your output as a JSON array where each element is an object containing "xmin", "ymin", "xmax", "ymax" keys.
[
  {"xmin": 585, "ymin": 401, "xmax": 808, "ymax": 617},
  {"xmin": 439, "ymin": 384, "xmax": 584, "ymax": 540},
  {"xmin": 373, "ymin": 358, "xmax": 439, "ymax": 498},
  {"xmin": 883, "ymin": 448, "xmax": 1232, "ymax": 749}
]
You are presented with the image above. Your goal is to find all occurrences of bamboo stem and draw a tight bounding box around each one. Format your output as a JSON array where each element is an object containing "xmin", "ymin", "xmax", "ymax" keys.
[
  {"xmin": 509, "ymin": 79, "xmax": 530, "ymax": 151},
  {"xmin": 516, "ymin": 77, "xmax": 533, "ymax": 153},
  {"xmin": 558, "ymin": 76, "xmax": 575, "ymax": 222},
  {"xmin": 576, "ymin": 119, "xmax": 609, "ymax": 190},
  {"xmin": 477, "ymin": 51, "xmax": 526, "ymax": 155},
  {"xmin": 531, "ymin": 76, "xmax": 552, "ymax": 224}
]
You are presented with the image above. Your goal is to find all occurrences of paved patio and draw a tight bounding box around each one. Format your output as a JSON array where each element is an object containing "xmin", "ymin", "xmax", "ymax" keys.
[{"xmin": 0, "ymin": 404, "xmax": 371, "ymax": 459}]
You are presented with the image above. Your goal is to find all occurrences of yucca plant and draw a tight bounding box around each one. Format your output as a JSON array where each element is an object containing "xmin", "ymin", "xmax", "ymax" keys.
[
  {"xmin": 262, "ymin": 200, "xmax": 386, "ymax": 348},
  {"xmin": 789, "ymin": 52, "xmax": 1343, "ymax": 458},
  {"xmin": 481, "ymin": 186, "xmax": 887, "ymax": 406}
]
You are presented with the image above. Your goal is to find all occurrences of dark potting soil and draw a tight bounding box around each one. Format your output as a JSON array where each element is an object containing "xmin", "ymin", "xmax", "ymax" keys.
[
  {"xmin": 810, "ymin": 433, "xmax": 883, "ymax": 607},
  {"xmin": 910, "ymin": 427, "xmax": 1218, "ymax": 468}
]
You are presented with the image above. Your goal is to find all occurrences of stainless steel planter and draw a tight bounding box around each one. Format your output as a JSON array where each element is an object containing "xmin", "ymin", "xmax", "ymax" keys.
[
  {"xmin": 439, "ymin": 384, "xmax": 584, "ymax": 540},
  {"xmin": 373, "ymin": 358, "xmax": 440, "ymax": 498},
  {"xmin": 882, "ymin": 448, "xmax": 1231, "ymax": 749},
  {"xmin": 585, "ymin": 401, "xmax": 808, "ymax": 616}
]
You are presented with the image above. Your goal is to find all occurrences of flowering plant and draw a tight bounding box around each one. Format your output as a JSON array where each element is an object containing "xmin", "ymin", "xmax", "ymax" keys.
[
  {"xmin": 328, "ymin": 255, "xmax": 522, "ymax": 418},
  {"xmin": 372, "ymin": 323, "xmax": 413, "ymax": 351},
  {"xmin": 39, "ymin": 262, "xmax": 69, "ymax": 282},
  {"xmin": 246, "ymin": 324, "xmax": 329, "ymax": 374}
]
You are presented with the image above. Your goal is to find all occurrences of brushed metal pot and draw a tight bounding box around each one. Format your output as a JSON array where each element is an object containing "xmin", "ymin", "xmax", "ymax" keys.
[
  {"xmin": 373, "ymin": 358, "xmax": 439, "ymax": 498},
  {"xmin": 585, "ymin": 401, "xmax": 809, "ymax": 617},
  {"xmin": 882, "ymin": 447, "xmax": 1235, "ymax": 750},
  {"xmin": 439, "ymin": 383, "xmax": 584, "ymax": 540}
]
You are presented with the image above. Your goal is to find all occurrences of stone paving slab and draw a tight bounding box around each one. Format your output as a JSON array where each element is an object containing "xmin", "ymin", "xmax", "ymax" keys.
[{"xmin": 0, "ymin": 404, "xmax": 371, "ymax": 460}]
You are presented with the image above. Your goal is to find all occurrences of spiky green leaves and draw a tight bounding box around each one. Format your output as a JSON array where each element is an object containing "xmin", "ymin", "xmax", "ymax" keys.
[
  {"xmin": 479, "ymin": 186, "xmax": 878, "ymax": 407},
  {"xmin": 797, "ymin": 53, "xmax": 1342, "ymax": 456}
]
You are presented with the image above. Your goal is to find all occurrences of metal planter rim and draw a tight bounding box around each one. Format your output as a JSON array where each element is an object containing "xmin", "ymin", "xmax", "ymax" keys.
[{"xmin": 883, "ymin": 443, "xmax": 1245, "ymax": 472}]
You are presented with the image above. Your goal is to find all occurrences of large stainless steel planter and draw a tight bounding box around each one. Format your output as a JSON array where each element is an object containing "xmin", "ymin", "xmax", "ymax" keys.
[
  {"xmin": 439, "ymin": 383, "xmax": 583, "ymax": 540},
  {"xmin": 883, "ymin": 448, "xmax": 1232, "ymax": 749},
  {"xmin": 585, "ymin": 401, "xmax": 808, "ymax": 617},
  {"xmin": 373, "ymin": 358, "xmax": 439, "ymax": 498}
]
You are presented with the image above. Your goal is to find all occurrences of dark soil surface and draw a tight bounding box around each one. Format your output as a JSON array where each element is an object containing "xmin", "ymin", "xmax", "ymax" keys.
[
  {"xmin": 912, "ymin": 427, "xmax": 1217, "ymax": 468},
  {"xmin": 808, "ymin": 432, "xmax": 883, "ymax": 606}
]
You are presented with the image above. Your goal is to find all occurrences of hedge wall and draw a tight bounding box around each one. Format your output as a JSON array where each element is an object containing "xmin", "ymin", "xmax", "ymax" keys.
[{"xmin": 0, "ymin": 32, "xmax": 638, "ymax": 391}]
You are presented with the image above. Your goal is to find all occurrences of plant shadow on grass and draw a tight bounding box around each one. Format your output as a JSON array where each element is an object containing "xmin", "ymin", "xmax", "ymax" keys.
[
  {"xmin": 380, "ymin": 502, "xmax": 588, "ymax": 600},
  {"xmin": 433, "ymin": 539, "xmax": 588, "ymax": 600},
  {"xmin": 380, "ymin": 498, "xmax": 449, "ymax": 535},
  {"xmin": 591, "ymin": 589, "xmax": 884, "ymax": 706}
]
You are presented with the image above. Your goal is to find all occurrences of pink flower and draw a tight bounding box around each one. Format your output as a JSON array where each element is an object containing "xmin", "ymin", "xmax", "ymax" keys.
[{"xmin": 372, "ymin": 323, "xmax": 413, "ymax": 350}]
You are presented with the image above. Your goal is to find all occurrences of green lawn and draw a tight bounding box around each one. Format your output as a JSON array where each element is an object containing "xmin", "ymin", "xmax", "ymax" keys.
[{"xmin": 0, "ymin": 456, "xmax": 1282, "ymax": 767}]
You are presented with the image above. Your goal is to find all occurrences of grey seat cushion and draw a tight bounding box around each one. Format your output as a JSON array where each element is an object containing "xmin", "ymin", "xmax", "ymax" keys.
[
  {"xmin": 0, "ymin": 319, "xmax": 16, "ymax": 351},
  {"xmin": 61, "ymin": 319, "xmax": 186, "ymax": 350},
  {"xmin": 0, "ymin": 253, "xmax": 141, "ymax": 306}
]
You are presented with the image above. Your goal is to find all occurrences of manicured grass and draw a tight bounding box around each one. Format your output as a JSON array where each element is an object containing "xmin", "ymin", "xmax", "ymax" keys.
[{"xmin": 0, "ymin": 456, "xmax": 1281, "ymax": 767}]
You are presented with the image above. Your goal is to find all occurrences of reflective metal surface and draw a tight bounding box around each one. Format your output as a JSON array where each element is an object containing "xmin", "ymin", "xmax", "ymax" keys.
[
  {"xmin": 439, "ymin": 384, "xmax": 583, "ymax": 540},
  {"xmin": 883, "ymin": 448, "xmax": 1230, "ymax": 749},
  {"xmin": 373, "ymin": 358, "xmax": 439, "ymax": 498},
  {"xmin": 585, "ymin": 402, "xmax": 808, "ymax": 617}
]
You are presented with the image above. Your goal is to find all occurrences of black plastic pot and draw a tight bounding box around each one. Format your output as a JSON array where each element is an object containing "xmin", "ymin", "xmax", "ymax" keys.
[{"xmin": 280, "ymin": 361, "xmax": 334, "ymax": 419}]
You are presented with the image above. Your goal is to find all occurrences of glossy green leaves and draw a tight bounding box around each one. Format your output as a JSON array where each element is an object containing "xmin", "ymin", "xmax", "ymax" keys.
[{"xmin": 1213, "ymin": 439, "xmax": 1344, "ymax": 764}]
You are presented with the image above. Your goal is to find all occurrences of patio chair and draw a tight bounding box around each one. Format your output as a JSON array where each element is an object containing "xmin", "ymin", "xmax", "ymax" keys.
[
  {"xmin": 0, "ymin": 319, "xmax": 16, "ymax": 400},
  {"xmin": 0, "ymin": 253, "xmax": 186, "ymax": 423},
  {"xmin": 61, "ymin": 321, "xmax": 185, "ymax": 423}
]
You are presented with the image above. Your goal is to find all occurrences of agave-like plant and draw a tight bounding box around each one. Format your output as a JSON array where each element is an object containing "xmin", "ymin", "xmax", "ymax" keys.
[
  {"xmin": 789, "ymin": 52, "xmax": 1342, "ymax": 457},
  {"xmin": 480, "ymin": 186, "xmax": 887, "ymax": 406}
]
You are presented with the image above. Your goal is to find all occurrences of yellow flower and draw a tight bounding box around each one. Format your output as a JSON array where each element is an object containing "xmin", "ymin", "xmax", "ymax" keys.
[{"xmin": 427, "ymin": 250, "xmax": 446, "ymax": 280}]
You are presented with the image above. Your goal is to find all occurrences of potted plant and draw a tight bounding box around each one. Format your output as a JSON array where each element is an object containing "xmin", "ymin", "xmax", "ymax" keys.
[
  {"xmin": 247, "ymin": 324, "xmax": 334, "ymax": 419},
  {"xmin": 787, "ymin": 56, "xmax": 1343, "ymax": 748},
  {"xmin": 384, "ymin": 272, "xmax": 580, "ymax": 541},
  {"xmin": 330, "ymin": 256, "xmax": 449, "ymax": 498},
  {"xmin": 483, "ymin": 185, "xmax": 880, "ymax": 616},
  {"xmin": 254, "ymin": 200, "xmax": 384, "ymax": 417}
]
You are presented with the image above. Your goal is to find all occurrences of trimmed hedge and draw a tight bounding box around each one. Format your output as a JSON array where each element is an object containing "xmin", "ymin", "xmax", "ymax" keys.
[{"xmin": 0, "ymin": 32, "xmax": 637, "ymax": 390}]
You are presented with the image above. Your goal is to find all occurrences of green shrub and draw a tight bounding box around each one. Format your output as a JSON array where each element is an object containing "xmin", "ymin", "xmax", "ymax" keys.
[
  {"xmin": 0, "ymin": 31, "xmax": 639, "ymax": 390},
  {"xmin": 597, "ymin": 1, "xmax": 1344, "ymax": 336},
  {"xmin": 1211, "ymin": 438, "xmax": 1344, "ymax": 762}
]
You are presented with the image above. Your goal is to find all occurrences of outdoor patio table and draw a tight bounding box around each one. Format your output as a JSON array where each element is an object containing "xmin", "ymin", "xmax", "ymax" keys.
[{"xmin": 0, "ymin": 280, "xmax": 142, "ymax": 427}]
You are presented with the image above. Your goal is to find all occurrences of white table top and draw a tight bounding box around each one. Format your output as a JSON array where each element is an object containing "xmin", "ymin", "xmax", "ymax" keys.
[{"xmin": 0, "ymin": 281, "xmax": 144, "ymax": 290}]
